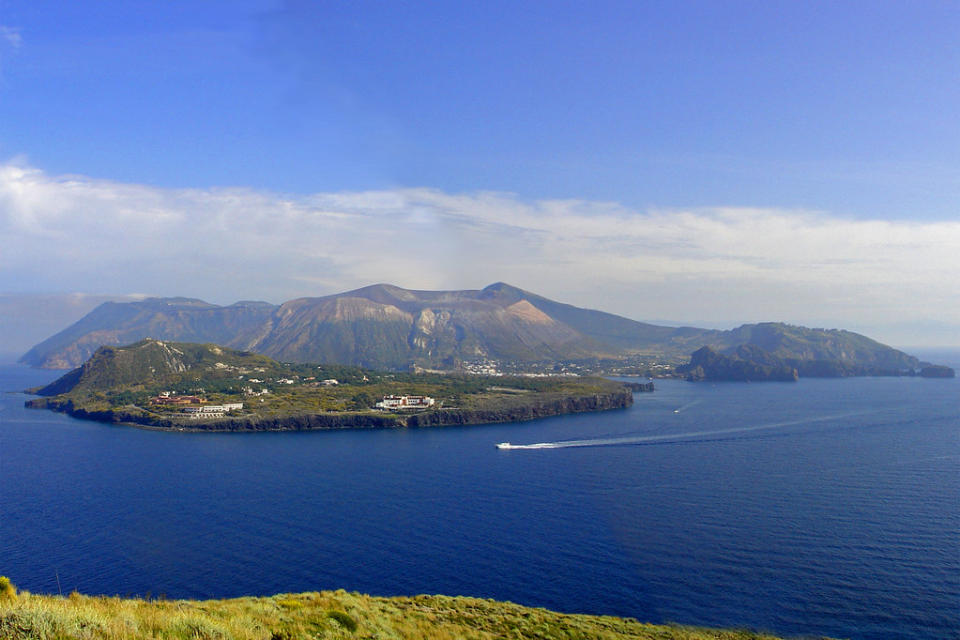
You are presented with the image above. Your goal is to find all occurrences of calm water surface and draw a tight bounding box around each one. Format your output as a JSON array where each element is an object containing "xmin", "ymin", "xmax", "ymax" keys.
[{"xmin": 1, "ymin": 363, "xmax": 957, "ymax": 639}]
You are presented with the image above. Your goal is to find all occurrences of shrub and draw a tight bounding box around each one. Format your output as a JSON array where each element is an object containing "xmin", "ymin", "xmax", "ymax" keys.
[
  {"xmin": 0, "ymin": 576, "xmax": 16, "ymax": 601},
  {"xmin": 326, "ymin": 610, "xmax": 358, "ymax": 632}
]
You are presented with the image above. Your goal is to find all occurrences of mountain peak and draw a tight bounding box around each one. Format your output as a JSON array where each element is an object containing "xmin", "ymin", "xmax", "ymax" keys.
[
  {"xmin": 482, "ymin": 282, "xmax": 522, "ymax": 293},
  {"xmin": 479, "ymin": 282, "xmax": 529, "ymax": 304}
]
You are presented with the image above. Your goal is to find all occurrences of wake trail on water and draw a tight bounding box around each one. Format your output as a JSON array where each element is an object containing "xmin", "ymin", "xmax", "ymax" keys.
[
  {"xmin": 673, "ymin": 399, "xmax": 702, "ymax": 413},
  {"xmin": 498, "ymin": 410, "xmax": 884, "ymax": 450}
]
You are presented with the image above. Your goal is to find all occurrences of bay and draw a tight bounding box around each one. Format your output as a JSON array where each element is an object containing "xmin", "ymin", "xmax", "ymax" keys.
[{"xmin": 1, "ymin": 362, "xmax": 957, "ymax": 639}]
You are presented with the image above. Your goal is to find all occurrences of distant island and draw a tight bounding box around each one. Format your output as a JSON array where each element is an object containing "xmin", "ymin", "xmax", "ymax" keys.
[
  {"xmin": 25, "ymin": 340, "xmax": 638, "ymax": 432},
  {"xmin": 19, "ymin": 282, "xmax": 950, "ymax": 381}
]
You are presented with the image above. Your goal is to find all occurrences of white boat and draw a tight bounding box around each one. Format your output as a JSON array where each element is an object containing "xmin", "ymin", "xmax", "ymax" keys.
[{"xmin": 496, "ymin": 442, "xmax": 513, "ymax": 449}]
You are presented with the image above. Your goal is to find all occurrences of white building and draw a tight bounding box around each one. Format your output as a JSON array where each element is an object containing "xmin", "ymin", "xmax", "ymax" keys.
[
  {"xmin": 182, "ymin": 403, "xmax": 243, "ymax": 419},
  {"xmin": 375, "ymin": 395, "xmax": 436, "ymax": 410}
]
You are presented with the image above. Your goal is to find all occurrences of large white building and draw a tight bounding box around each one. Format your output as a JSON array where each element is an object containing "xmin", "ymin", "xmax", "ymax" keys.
[
  {"xmin": 375, "ymin": 395, "xmax": 435, "ymax": 410},
  {"xmin": 182, "ymin": 403, "xmax": 243, "ymax": 419}
]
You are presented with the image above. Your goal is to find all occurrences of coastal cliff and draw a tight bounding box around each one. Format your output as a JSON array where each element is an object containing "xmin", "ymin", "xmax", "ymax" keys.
[{"xmin": 405, "ymin": 388, "xmax": 633, "ymax": 427}]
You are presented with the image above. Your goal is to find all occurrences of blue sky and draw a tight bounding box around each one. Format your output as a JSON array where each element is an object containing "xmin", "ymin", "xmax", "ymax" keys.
[
  {"xmin": 0, "ymin": 1, "xmax": 958, "ymax": 346},
  {"xmin": 2, "ymin": 1, "xmax": 957, "ymax": 216}
]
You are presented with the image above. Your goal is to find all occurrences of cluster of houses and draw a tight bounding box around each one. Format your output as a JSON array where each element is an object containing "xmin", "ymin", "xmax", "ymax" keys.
[
  {"xmin": 461, "ymin": 360, "xmax": 502, "ymax": 376},
  {"xmin": 149, "ymin": 393, "xmax": 243, "ymax": 419},
  {"xmin": 243, "ymin": 386, "xmax": 271, "ymax": 396},
  {"xmin": 150, "ymin": 390, "xmax": 437, "ymax": 418},
  {"xmin": 149, "ymin": 393, "xmax": 203, "ymax": 406},
  {"xmin": 374, "ymin": 395, "xmax": 436, "ymax": 411},
  {"xmin": 306, "ymin": 379, "xmax": 340, "ymax": 387}
]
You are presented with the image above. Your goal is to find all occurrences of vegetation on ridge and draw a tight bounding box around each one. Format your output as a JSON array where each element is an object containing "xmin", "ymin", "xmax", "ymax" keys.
[{"xmin": 0, "ymin": 578, "xmax": 801, "ymax": 640}]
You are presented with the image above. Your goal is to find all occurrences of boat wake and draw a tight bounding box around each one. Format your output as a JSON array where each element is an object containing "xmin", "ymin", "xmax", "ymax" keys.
[
  {"xmin": 496, "ymin": 410, "xmax": 882, "ymax": 450},
  {"xmin": 673, "ymin": 399, "xmax": 703, "ymax": 413}
]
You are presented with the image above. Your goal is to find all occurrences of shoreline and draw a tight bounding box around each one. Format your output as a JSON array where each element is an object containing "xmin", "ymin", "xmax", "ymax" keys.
[{"xmin": 25, "ymin": 387, "xmax": 636, "ymax": 433}]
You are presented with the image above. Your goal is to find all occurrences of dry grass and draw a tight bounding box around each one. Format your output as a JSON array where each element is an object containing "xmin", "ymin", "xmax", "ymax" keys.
[{"xmin": 0, "ymin": 584, "xmax": 805, "ymax": 640}]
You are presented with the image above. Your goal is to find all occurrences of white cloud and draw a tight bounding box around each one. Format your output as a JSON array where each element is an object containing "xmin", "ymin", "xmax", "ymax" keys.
[
  {"xmin": 0, "ymin": 25, "xmax": 21, "ymax": 49},
  {"xmin": 0, "ymin": 25, "xmax": 21, "ymax": 77},
  {"xmin": 0, "ymin": 161, "xmax": 957, "ymax": 346}
]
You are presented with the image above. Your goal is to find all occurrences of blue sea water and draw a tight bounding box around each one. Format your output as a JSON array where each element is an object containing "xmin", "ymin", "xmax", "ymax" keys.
[{"xmin": 1, "ymin": 362, "xmax": 957, "ymax": 639}]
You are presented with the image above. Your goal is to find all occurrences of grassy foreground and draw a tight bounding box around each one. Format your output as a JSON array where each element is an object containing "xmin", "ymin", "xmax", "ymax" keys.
[{"xmin": 0, "ymin": 580, "xmax": 794, "ymax": 640}]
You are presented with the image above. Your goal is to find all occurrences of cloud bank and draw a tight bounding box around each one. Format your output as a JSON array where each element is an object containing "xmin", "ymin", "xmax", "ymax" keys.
[{"xmin": 1, "ymin": 162, "xmax": 957, "ymax": 346}]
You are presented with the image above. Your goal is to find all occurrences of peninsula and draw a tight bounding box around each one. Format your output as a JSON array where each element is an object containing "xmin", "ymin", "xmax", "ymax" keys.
[{"xmin": 25, "ymin": 339, "xmax": 635, "ymax": 432}]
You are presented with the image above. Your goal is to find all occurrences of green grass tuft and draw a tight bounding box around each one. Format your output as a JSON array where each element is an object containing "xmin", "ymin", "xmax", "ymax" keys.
[{"xmin": 326, "ymin": 609, "xmax": 358, "ymax": 632}]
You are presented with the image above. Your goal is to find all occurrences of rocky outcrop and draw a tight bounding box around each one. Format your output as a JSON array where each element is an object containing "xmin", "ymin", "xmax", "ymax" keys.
[
  {"xmin": 920, "ymin": 365, "xmax": 956, "ymax": 378},
  {"xmin": 678, "ymin": 345, "xmax": 798, "ymax": 382}
]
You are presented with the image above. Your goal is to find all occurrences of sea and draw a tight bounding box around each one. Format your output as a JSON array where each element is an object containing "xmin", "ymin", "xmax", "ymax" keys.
[{"xmin": 1, "ymin": 356, "xmax": 957, "ymax": 640}]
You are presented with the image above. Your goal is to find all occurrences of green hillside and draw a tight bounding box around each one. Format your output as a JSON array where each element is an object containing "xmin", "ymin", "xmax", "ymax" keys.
[
  {"xmin": 33, "ymin": 339, "xmax": 281, "ymax": 396},
  {"xmin": 0, "ymin": 580, "xmax": 797, "ymax": 640}
]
